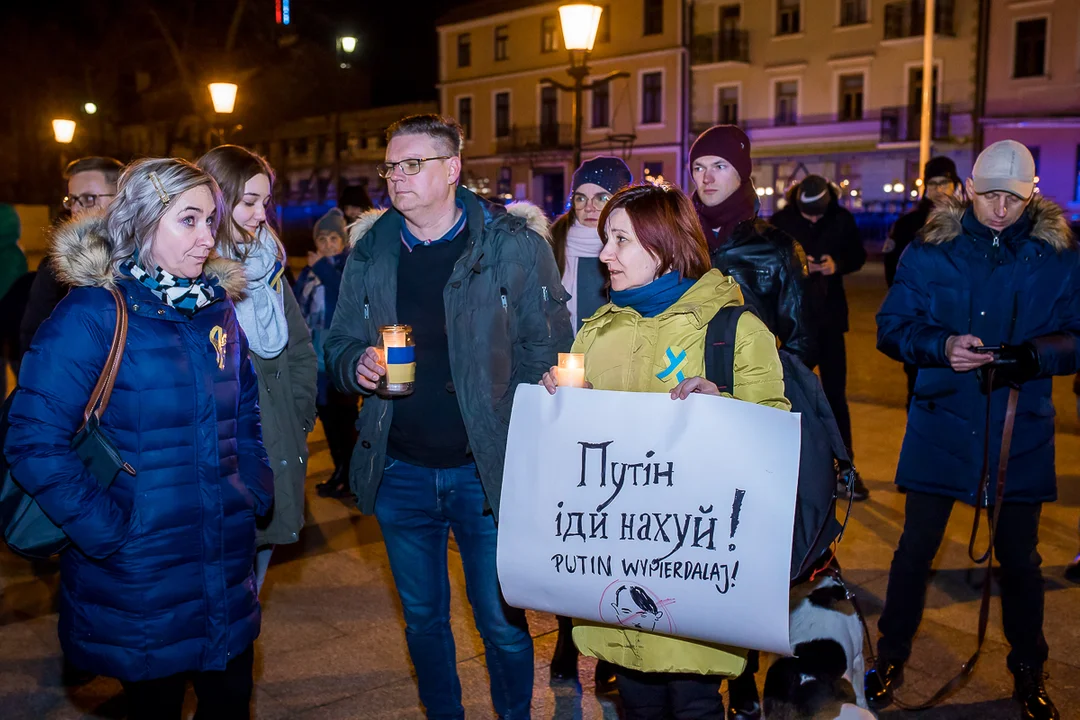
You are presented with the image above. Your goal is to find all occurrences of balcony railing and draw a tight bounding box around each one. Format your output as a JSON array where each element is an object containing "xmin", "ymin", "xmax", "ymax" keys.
[
  {"xmin": 884, "ymin": 0, "xmax": 956, "ymax": 40},
  {"xmin": 691, "ymin": 30, "xmax": 750, "ymax": 65},
  {"xmin": 495, "ymin": 124, "xmax": 574, "ymax": 154},
  {"xmin": 879, "ymin": 104, "xmax": 951, "ymax": 143},
  {"xmin": 690, "ymin": 106, "xmax": 953, "ymax": 145}
]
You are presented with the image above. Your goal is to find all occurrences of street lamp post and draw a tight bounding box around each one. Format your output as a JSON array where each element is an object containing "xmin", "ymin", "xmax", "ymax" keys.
[
  {"xmin": 208, "ymin": 82, "xmax": 238, "ymax": 147},
  {"xmin": 543, "ymin": 4, "xmax": 628, "ymax": 169}
]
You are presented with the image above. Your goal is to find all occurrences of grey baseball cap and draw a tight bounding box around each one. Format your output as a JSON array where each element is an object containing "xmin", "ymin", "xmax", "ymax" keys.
[{"xmin": 971, "ymin": 140, "xmax": 1035, "ymax": 198}]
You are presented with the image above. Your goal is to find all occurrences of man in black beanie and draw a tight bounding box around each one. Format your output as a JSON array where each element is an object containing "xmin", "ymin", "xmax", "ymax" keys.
[
  {"xmin": 883, "ymin": 157, "xmax": 963, "ymax": 409},
  {"xmin": 771, "ymin": 175, "xmax": 868, "ymax": 499}
]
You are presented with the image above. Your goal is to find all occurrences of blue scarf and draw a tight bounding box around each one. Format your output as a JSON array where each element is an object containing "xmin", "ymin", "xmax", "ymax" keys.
[{"xmin": 609, "ymin": 271, "xmax": 696, "ymax": 318}]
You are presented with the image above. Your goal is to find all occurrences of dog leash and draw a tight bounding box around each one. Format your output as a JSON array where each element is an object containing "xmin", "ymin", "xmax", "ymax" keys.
[{"xmin": 882, "ymin": 370, "xmax": 1019, "ymax": 711}]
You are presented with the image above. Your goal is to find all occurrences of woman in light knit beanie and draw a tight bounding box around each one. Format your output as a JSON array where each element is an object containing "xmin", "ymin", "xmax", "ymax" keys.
[
  {"xmin": 295, "ymin": 207, "xmax": 359, "ymax": 500},
  {"xmin": 550, "ymin": 156, "xmax": 633, "ymax": 330},
  {"xmin": 197, "ymin": 146, "xmax": 318, "ymax": 594}
]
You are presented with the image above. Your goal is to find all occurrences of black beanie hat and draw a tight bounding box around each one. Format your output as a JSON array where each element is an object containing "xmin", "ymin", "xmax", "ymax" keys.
[
  {"xmin": 796, "ymin": 175, "xmax": 832, "ymax": 216},
  {"xmin": 923, "ymin": 156, "xmax": 961, "ymax": 185}
]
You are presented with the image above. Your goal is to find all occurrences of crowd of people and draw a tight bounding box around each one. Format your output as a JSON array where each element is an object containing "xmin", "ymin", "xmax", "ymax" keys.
[{"xmin": 0, "ymin": 112, "xmax": 1077, "ymax": 720}]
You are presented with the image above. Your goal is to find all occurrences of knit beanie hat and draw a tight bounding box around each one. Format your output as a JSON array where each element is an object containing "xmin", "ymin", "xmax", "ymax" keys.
[
  {"xmin": 338, "ymin": 185, "xmax": 373, "ymax": 211},
  {"xmin": 689, "ymin": 125, "xmax": 752, "ymax": 182},
  {"xmin": 314, "ymin": 207, "xmax": 348, "ymax": 245},
  {"xmin": 571, "ymin": 156, "xmax": 633, "ymax": 194},
  {"xmin": 796, "ymin": 175, "xmax": 832, "ymax": 216},
  {"xmin": 923, "ymin": 156, "xmax": 961, "ymax": 185}
]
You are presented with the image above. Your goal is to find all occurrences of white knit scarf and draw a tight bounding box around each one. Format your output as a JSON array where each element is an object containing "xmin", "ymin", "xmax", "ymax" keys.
[
  {"xmin": 230, "ymin": 226, "xmax": 289, "ymax": 359},
  {"xmin": 562, "ymin": 221, "xmax": 604, "ymax": 328}
]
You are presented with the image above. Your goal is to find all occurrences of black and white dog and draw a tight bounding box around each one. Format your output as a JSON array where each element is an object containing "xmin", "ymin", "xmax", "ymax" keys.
[{"xmin": 763, "ymin": 574, "xmax": 873, "ymax": 719}]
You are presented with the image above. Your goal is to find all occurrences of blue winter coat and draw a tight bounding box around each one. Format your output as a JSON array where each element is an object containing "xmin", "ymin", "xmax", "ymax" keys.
[
  {"xmin": 3, "ymin": 215, "xmax": 274, "ymax": 682},
  {"xmin": 877, "ymin": 196, "xmax": 1080, "ymax": 504}
]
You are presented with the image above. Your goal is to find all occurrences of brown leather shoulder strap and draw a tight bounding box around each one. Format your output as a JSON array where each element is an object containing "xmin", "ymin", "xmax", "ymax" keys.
[
  {"xmin": 79, "ymin": 287, "xmax": 129, "ymax": 430},
  {"xmin": 892, "ymin": 381, "xmax": 1021, "ymax": 711}
]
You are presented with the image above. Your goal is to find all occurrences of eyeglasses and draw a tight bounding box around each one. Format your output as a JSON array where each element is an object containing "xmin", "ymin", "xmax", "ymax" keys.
[
  {"xmin": 376, "ymin": 156, "xmax": 451, "ymax": 179},
  {"xmin": 572, "ymin": 191, "xmax": 612, "ymax": 209},
  {"xmin": 63, "ymin": 193, "xmax": 116, "ymax": 210}
]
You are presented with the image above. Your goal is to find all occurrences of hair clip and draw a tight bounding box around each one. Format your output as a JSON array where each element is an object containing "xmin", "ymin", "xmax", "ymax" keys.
[{"xmin": 148, "ymin": 171, "xmax": 170, "ymax": 205}]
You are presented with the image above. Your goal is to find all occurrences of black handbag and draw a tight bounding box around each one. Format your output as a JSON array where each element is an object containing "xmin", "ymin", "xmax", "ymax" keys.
[{"xmin": 0, "ymin": 287, "xmax": 135, "ymax": 559}]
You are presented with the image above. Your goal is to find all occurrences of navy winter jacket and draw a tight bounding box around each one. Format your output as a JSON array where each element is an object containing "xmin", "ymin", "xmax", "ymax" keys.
[
  {"xmin": 3, "ymin": 215, "xmax": 274, "ymax": 681},
  {"xmin": 877, "ymin": 196, "xmax": 1080, "ymax": 504}
]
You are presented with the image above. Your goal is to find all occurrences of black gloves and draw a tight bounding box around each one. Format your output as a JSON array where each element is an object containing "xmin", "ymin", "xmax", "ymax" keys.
[{"xmin": 977, "ymin": 342, "xmax": 1039, "ymax": 391}]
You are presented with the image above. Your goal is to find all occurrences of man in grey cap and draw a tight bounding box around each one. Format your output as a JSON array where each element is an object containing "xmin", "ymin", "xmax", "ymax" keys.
[{"xmin": 868, "ymin": 139, "xmax": 1079, "ymax": 719}]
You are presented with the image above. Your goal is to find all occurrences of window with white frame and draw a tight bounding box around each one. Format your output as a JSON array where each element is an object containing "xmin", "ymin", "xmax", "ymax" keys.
[
  {"xmin": 717, "ymin": 86, "xmax": 739, "ymax": 125},
  {"xmin": 457, "ymin": 33, "xmax": 471, "ymax": 68},
  {"xmin": 494, "ymin": 25, "xmax": 509, "ymax": 61},
  {"xmin": 774, "ymin": 80, "xmax": 798, "ymax": 126},
  {"xmin": 495, "ymin": 92, "xmax": 510, "ymax": 138},
  {"xmin": 597, "ymin": 4, "xmax": 612, "ymax": 43},
  {"xmin": 777, "ymin": 0, "xmax": 801, "ymax": 35},
  {"xmin": 1014, "ymin": 18, "xmax": 1047, "ymax": 78},
  {"xmin": 838, "ymin": 73, "xmax": 864, "ymax": 121},
  {"xmin": 644, "ymin": 0, "xmax": 663, "ymax": 36},
  {"xmin": 592, "ymin": 81, "xmax": 611, "ymax": 129},
  {"xmin": 541, "ymin": 16, "xmax": 559, "ymax": 53},
  {"xmin": 839, "ymin": 0, "xmax": 868, "ymax": 27},
  {"xmin": 641, "ymin": 72, "xmax": 663, "ymax": 125},
  {"xmin": 457, "ymin": 97, "xmax": 473, "ymax": 140}
]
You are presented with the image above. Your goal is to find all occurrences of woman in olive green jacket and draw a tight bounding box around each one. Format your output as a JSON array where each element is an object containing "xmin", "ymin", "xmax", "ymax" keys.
[
  {"xmin": 542, "ymin": 184, "xmax": 788, "ymax": 719},
  {"xmin": 198, "ymin": 146, "xmax": 318, "ymax": 594}
]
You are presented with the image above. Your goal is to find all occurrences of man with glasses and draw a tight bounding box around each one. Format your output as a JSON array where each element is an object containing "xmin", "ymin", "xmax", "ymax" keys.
[
  {"xmin": 883, "ymin": 156, "xmax": 964, "ymax": 409},
  {"xmin": 21, "ymin": 156, "xmax": 124, "ymax": 355},
  {"xmin": 325, "ymin": 114, "xmax": 571, "ymax": 719}
]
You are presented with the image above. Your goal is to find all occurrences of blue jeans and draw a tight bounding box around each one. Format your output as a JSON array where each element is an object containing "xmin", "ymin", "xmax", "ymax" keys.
[{"xmin": 374, "ymin": 459, "xmax": 534, "ymax": 720}]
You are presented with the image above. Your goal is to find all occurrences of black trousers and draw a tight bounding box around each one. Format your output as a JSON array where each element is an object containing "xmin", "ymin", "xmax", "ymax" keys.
[
  {"xmin": 615, "ymin": 667, "xmax": 724, "ymax": 719},
  {"xmin": 814, "ymin": 329, "xmax": 853, "ymax": 457},
  {"xmin": 121, "ymin": 644, "xmax": 254, "ymax": 720},
  {"xmin": 317, "ymin": 386, "xmax": 359, "ymax": 474},
  {"xmin": 877, "ymin": 491, "xmax": 1049, "ymax": 672}
]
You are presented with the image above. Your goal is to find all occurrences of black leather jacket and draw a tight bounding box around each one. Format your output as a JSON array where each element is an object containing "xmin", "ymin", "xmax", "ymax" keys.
[{"xmin": 709, "ymin": 217, "xmax": 815, "ymax": 365}]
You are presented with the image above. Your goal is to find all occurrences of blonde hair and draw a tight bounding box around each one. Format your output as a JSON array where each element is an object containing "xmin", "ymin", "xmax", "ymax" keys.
[{"xmin": 105, "ymin": 158, "xmax": 224, "ymax": 272}]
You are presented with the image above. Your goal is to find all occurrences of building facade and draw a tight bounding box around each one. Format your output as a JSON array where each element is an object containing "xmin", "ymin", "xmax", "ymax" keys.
[
  {"xmin": 690, "ymin": 0, "xmax": 979, "ymax": 215},
  {"xmin": 437, "ymin": 0, "xmax": 689, "ymax": 217},
  {"xmin": 982, "ymin": 0, "xmax": 1080, "ymax": 217}
]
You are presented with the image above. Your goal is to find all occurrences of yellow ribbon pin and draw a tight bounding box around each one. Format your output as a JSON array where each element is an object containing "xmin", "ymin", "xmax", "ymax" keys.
[{"xmin": 210, "ymin": 326, "xmax": 227, "ymax": 370}]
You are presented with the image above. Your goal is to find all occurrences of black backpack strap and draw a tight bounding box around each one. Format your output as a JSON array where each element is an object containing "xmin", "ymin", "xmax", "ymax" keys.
[{"xmin": 704, "ymin": 305, "xmax": 754, "ymax": 395}]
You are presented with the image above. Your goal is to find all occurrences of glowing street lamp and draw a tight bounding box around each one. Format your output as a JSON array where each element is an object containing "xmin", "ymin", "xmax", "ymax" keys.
[
  {"xmin": 83, "ymin": 103, "xmax": 98, "ymax": 115},
  {"xmin": 52, "ymin": 119, "xmax": 76, "ymax": 144},
  {"xmin": 559, "ymin": 3, "xmax": 603, "ymax": 52},
  {"xmin": 339, "ymin": 36, "xmax": 358, "ymax": 54},
  {"xmin": 208, "ymin": 83, "xmax": 238, "ymax": 114}
]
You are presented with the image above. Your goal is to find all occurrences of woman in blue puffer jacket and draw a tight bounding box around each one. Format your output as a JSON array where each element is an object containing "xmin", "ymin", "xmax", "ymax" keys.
[{"xmin": 4, "ymin": 158, "xmax": 274, "ymax": 718}]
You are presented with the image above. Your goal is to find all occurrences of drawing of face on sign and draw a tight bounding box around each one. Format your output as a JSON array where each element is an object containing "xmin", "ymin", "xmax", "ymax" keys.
[{"xmin": 601, "ymin": 582, "xmax": 674, "ymax": 633}]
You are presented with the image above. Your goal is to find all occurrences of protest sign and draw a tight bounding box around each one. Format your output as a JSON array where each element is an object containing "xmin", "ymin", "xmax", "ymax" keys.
[{"xmin": 497, "ymin": 384, "xmax": 801, "ymax": 655}]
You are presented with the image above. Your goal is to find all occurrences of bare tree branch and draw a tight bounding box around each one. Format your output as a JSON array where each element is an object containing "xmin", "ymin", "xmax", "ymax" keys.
[{"xmin": 224, "ymin": 0, "xmax": 248, "ymax": 54}]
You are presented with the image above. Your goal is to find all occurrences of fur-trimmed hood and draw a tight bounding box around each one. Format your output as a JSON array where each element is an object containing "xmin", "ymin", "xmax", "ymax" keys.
[
  {"xmin": 348, "ymin": 197, "xmax": 551, "ymax": 248},
  {"xmin": 922, "ymin": 194, "xmax": 1075, "ymax": 252},
  {"xmin": 50, "ymin": 212, "xmax": 248, "ymax": 299}
]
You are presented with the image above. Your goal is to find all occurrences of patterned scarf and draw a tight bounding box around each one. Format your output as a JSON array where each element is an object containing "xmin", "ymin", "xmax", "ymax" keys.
[{"xmin": 126, "ymin": 261, "xmax": 225, "ymax": 317}]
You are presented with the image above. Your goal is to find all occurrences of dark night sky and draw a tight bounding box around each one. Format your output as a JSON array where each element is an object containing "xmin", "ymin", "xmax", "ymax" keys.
[{"xmin": 1, "ymin": 0, "xmax": 482, "ymax": 113}]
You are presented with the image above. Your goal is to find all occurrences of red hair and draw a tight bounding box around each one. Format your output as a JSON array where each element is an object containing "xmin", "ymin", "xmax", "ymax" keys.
[{"xmin": 597, "ymin": 184, "xmax": 711, "ymax": 280}]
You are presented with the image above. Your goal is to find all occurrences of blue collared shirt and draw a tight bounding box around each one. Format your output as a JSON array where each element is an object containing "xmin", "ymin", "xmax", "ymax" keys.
[{"xmin": 400, "ymin": 200, "xmax": 468, "ymax": 252}]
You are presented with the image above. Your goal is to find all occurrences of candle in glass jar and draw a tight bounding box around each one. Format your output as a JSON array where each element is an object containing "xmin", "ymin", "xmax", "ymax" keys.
[
  {"xmin": 556, "ymin": 353, "xmax": 586, "ymax": 388},
  {"xmin": 379, "ymin": 324, "xmax": 415, "ymax": 396}
]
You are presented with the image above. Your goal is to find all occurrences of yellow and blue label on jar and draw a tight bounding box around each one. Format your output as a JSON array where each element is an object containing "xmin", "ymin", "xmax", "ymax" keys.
[{"xmin": 385, "ymin": 345, "xmax": 416, "ymax": 384}]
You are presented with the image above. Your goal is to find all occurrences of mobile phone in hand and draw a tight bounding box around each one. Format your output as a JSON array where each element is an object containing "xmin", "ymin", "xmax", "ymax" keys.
[{"xmin": 972, "ymin": 346, "xmax": 1003, "ymax": 354}]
